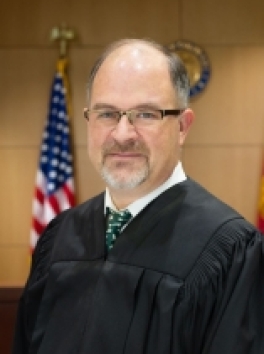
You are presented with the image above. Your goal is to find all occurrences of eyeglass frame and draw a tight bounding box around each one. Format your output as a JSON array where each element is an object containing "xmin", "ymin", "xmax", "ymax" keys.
[{"xmin": 83, "ymin": 108, "xmax": 185, "ymax": 126}]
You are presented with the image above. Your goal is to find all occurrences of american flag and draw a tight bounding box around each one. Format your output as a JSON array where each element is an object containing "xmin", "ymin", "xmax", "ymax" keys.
[{"xmin": 30, "ymin": 59, "xmax": 75, "ymax": 250}]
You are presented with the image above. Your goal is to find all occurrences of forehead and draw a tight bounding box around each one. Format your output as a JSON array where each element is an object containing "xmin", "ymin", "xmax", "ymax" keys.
[
  {"xmin": 90, "ymin": 44, "xmax": 177, "ymax": 106},
  {"xmin": 98, "ymin": 44, "xmax": 169, "ymax": 79}
]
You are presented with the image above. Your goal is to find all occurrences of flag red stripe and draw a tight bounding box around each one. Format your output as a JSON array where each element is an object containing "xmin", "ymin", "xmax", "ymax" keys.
[
  {"xmin": 49, "ymin": 194, "xmax": 61, "ymax": 214},
  {"xmin": 33, "ymin": 217, "xmax": 45, "ymax": 235},
  {"xmin": 63, "ymin": 183, "xmax": 75, "ymax": 206},
  {"xmin": 35, "ymin": 187, "xmax": 45, "ymax": 204}
]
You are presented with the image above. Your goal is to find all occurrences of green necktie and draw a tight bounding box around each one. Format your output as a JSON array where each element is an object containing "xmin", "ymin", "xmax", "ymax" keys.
[{"xmin": 106, "ymin": 208, "xmax": 132, "ymax": 251}]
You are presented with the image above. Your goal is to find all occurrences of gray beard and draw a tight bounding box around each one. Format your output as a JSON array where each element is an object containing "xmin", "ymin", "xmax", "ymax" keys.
[
  {"xmin": 100, "ymin": 139, "xmax": 150, "ymax": 190},
  {"xmin": 100, "ymin": 163, "xmax": 149, "ymax": 190}
]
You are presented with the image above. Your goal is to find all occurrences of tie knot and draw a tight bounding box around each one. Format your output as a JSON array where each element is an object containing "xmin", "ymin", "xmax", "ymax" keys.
[
  {"xmin": 106, "ymin": 208, "xmax": 132, "ymax": 250},
  {"xmin": 108, "ymin": 208, "xmax": 132, "ymax": 223}
]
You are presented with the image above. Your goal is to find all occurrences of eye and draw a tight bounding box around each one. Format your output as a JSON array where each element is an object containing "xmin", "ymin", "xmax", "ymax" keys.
[
  {"xmin": 135, "ymin": 110, "xmax": 159, "ymax": 120},
  {"xmin": 97, "ymin": 110, "xmax": 118, "ymax": 119}
]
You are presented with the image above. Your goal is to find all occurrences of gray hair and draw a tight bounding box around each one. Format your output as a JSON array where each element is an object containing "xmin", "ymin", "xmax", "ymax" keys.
[{"xmin": 87, "ymin": 38, "xmax": 190, "ymax": 107}]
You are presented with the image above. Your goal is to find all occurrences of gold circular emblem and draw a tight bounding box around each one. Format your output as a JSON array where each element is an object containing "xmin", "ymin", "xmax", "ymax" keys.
[{"xmin": 168, "ymin": 40, "xmax": 211, "ymax": 97}]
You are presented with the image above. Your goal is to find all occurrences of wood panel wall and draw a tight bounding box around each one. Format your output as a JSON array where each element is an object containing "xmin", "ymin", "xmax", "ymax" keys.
[
  {"xmin": 0, "ymin": 287, "xmax": 22, "ymax": 353},
  {"xmin": 1, "ymin": 0, "xmax": 264, "ymax": 286}
]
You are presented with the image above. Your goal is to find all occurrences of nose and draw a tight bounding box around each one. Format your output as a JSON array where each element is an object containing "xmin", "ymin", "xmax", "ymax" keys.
[{"xmin": 110, "ymin": 113, "xmax": 138, "ymax": 142}]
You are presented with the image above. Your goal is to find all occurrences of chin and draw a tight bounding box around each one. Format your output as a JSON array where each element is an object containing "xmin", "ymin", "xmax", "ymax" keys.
[{"xmin": 101, "ymin": 166, "xmax": 149, "ymax": 190}]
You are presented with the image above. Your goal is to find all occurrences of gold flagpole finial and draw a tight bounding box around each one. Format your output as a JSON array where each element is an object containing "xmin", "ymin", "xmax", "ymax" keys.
[{"xmin": 50, "ymin": 24, "xmax": 76, "ymax": 58}]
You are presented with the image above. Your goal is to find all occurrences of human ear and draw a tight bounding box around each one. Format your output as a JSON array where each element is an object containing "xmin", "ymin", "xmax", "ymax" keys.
[{"xmin": 179, "ymin": 108, "xmax": 195, "ymax": 145}]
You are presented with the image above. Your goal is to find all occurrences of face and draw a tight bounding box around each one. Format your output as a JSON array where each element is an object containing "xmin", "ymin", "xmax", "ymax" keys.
[{"xmin": 86, "ymin": 44, "xmax": 193, "ymax": 200}]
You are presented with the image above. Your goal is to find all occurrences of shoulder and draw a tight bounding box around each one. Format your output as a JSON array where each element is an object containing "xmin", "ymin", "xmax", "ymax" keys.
[
  {"xmin": 15, "ymin": 193, "xmax": 105, "ymax": 346},
  {"xmin": 180, "ymin": 178, "xmax": 248, "ymax": 240},
  {"xmin": 183, "ymin": 178, "xmax": 262, "ymax": 256},
  {"xmin": 29, "ymin": 192, "xmax": 105, "ymax": 283},
  {"xmin": 182, "ymin": 181, "xmax": 263, "ymax": 293},
  {"xmin": 182, "ymin": 178, "xmax": 240, "ymax": 217},
  {"xmin": 168, "ymin": 178, "xmax": 264, "ymax": 279}
]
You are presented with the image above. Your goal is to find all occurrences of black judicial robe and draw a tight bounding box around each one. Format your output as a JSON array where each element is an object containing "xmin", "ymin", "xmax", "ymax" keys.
[{"xmin": 13, "ymin": 179, "xmax": 264, "ymax": 354}]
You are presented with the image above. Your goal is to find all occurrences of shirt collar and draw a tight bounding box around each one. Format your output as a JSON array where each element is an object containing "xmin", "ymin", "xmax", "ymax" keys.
[{"xmin": 104, "ymin": 161, "xmax": 186, "ymax": 217}]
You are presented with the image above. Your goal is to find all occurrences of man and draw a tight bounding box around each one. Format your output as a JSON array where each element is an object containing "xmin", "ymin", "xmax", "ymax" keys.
[{"xmin": 13, "ymin": 39, "xmax": 264, "ymax": 354}]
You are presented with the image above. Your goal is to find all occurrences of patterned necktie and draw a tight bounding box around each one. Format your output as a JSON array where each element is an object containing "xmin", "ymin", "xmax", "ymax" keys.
[{"xmin": 106, "ymin": 208, "xmax": 132, "ymax": 251}]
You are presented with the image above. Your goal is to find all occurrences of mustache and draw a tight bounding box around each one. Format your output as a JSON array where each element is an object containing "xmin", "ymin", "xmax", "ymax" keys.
[{"xmin": 102, "ymin": 140, "xmax": 149, "ymax": 155}]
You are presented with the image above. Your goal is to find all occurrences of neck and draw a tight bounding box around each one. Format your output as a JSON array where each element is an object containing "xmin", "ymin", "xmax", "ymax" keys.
[{"xmin": 109, "ymin": 189, "xmax": 143, "ymax": 210}]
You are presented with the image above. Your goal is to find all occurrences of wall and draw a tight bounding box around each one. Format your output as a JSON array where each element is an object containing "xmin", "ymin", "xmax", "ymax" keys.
[
  {"xmin": 1, "ymin": 0, "xmax": 264, "ymax": 286},
  {"xmin": 0, "ymin": 288, "xmax": 22, "ymax": 353}
]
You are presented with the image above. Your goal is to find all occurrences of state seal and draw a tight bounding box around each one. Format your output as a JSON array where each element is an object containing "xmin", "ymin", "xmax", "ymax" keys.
[{"xmin": 168, "ymin": 40, "xmax": 211, "ymax": 98}]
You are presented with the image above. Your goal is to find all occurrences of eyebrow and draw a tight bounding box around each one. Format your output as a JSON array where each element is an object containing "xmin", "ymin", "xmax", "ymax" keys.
[
  {"xmin": 92, "ymin": 103, "xmax": 118, "ymax": 110},
  {"xmin": 91, "ymin": 102, "xmax": 163, "ymax": 111}
]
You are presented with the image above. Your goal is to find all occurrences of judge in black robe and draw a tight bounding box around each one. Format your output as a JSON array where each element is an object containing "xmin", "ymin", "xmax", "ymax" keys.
[
  {"xmin": 12, "ymin": 179, "xmax": 264, "ymax": 354},
  {"xmin": 12, "ymin": 38, "xmax": 264, "ymax": 354}
]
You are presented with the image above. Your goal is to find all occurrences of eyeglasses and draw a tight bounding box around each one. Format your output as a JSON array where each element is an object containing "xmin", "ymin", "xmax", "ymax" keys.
[{"xmin": 83, "ymin": 108, "xmax": 184, "ymax": 128}]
